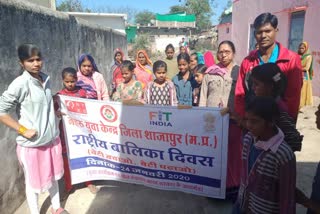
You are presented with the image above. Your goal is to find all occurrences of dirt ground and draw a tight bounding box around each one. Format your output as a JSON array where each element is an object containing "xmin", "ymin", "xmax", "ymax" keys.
[{"xmin": 15, "ymin": 98, "xmax": 320, "ymax": 214}]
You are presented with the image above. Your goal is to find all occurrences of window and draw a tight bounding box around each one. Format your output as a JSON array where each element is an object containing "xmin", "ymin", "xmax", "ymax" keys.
[
  {"xmin": 226, "ymin": 27, "xmax": 229, "ymax": 34},
  {"xmin": 288, "ymin": 11, "xmax": 306, "ymax": 51}
]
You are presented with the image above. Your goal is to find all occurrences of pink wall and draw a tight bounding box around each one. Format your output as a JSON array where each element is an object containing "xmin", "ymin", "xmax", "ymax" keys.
[{"xmin": 227, "ymin": 0, "xmax": 320, "ymax": 95}]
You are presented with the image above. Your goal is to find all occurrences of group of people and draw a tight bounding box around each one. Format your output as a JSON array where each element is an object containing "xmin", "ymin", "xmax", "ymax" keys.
[{"xmin": 0, "ymin": 12, "xmax": 318, "ymax": 214}]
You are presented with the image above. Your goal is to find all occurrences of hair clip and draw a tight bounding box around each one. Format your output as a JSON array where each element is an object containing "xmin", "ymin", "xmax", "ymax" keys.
[{"xmin": 272, "ymin": 73, "xmax": 281, "ymax": 82}]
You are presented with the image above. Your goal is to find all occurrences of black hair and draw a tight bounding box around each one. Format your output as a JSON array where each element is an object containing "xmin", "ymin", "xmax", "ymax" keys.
[
  {"xmin": 194, "ymin": 64, "xmax": 207, "ymax": 74},
  {"xmin": 218, "ymin": 40, "xmax": 236, "ymax": 53},
  {"xmin": 153, "ymin": 60, "xmax": 167, "ymax": 73},
  {"xmin": 17, "ymin": 43, "xmax": 42, "ymax": 62},
  {"xmin": 165, "ymin": 44, "xmax": 175, "ymax": 53},
  {"xmin": 177, "ymin": 52, "xmax": 190, "ymax": 63},
  {"xmin": 62, "ymin": 67, "xmax": 77, "ymax": 79},
  {"xmin": 251, "ymin": 63, "xmax": 287, "ymax": 97},
  {"xmin": 253, "ymin": 12, "xmax": 278, "ymax": 30},
  {"xmin": 191, "ymin": 52, "xmax": 199, "ymax": 61},
  {"xmin": 246, "ymin": 96, "xmax": 280, "ymax": 123},
  {"xmin": 121, "ymin": 60, "xmax": 135, "ymax": 71}
]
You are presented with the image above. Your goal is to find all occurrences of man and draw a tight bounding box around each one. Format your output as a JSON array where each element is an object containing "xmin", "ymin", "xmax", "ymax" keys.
[{"xmin": 234, "ymin": 12, "xmax": 303, "ymax": 120}]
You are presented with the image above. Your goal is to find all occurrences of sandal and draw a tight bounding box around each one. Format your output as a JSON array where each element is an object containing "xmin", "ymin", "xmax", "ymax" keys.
[{"xmin": 51, "ymin": 207, "xmax": 69, "ymax": 214}]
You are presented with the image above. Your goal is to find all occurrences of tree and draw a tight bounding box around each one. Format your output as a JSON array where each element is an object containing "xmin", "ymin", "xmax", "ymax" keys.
[
  {"xmin": 169, "ymin": 0, "xmax": 214, "ymax": 30},
  {"xmin": 169, "ymin": 5, "xmax": 187, "ymax": 13},
  {"xmin": 56, "ymin": 0, "xmax": 90, "ymax": 12},
  {"xmin": 135, "ymin": 10, "xmax": 155, "ymax": 26}
]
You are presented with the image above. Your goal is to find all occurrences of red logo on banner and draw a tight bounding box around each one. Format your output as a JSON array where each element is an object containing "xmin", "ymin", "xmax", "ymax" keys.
[
  {"xmin": 65, "ymin": 100, "xmax": 87, "ymax": 114},
  {"xmin": 100, "ymin": 105, "xmax": 118, "ymax": 123}
]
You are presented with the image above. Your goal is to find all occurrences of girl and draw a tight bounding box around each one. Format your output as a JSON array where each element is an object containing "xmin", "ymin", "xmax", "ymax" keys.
[
  {"xmin": 112, "ymin": 60, "xmax": 143, "ymax": 102},
  {"xmin": 134, "ymin": 50, "xmax": 153, "ymax": 89},
  {"xmin": 235, "ymin": 96, "xmax": 296, "ymax": 214},
  {"xmin": 0, "ymin": 44, "xmax": 68, "ymax": 214},
  {"xmin": 163, "ymin": 44, "xmax": 178, "ymax": 80},
  {"xmin": 111, "ymin": 48, "xmax": 125, "ymax": 94},
  {"xmin": 54, "ymin": 67, "xmax": 87, "ymax": 198},
  {"xmin": 77, "ymin": 53, "xmax": 109, "ymax": 101},
  {"xmin": 251, "ymin": 63, "xmax": 303, "ymax": 152},
  {"xmin": 144, "ymin": 60, "xmax": 178, "ymax": 106},
  {"xmin": 192, "ymin": 64, "xmax": 207, "ymax": 106},
  {"xmin": 190, "ymin": 52, "xmax": 205, "ymax": 74},
  {"xmin": 172, "ymin": 53, "xmax": 196, "ymax": 106},
  {"xmin": 298, "ymin": 41, "xmax": 314, "ymax": 109},
  {"xmin": 200, "ymin": 41, "xmax": 241, "ymax": 201},
  {"xmin": 77, "ymin": 53, "xmax": 108, "ymax": 193}
]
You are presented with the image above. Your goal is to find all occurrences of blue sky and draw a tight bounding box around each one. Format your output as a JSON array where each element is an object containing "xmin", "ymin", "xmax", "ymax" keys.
[{"xmin": 56, "ymin": 0, "xmax": 229, "ymax": 25}]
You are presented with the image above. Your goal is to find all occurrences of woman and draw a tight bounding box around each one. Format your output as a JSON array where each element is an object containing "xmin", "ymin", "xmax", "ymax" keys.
[
  {"xmin": 0, "ymin": 44, "xmax": 68, "ymax": 213},
  {"xmin": 134, "ymin": 50, "xmax": 153, "ymax": 89},
  {"xmin": 111, "ymin": 48, "xmax": 125, "ymax": 95},
  {"xmin": 298, "ymin": 41, "xmax": 314, "ymax": 109},
  {"xmin": 199, "ymin": 41, "xmax": 241, "ymax": 201},
  {"xmin": 190, "ymin": 52, "xmax": 205, "ymax": 74}
]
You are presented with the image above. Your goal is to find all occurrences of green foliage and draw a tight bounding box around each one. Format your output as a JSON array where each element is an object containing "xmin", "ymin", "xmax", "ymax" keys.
[
  {"xmin": 169, "ymin": 0, "xmax": 213, "ymax": 30},
  {"xmin": 132, "ymin": 34, "xmax": 151, "ymax": 55},
  {"xmin": 135, "ymin": 10, "xmax": 155, "ymax": 26},
  {"xmin": 56, "ymin": 0, "xmax": 90, "ymax": 12},
  {"xmin": 169, "ymin": 5, "xmax": 187, "ymax": 13}
]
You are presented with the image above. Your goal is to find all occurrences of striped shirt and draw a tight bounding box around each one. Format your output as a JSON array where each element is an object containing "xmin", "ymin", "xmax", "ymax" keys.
[{"xmin": 237, "ymin": 129, "xmax": 296, "ymax": 214}]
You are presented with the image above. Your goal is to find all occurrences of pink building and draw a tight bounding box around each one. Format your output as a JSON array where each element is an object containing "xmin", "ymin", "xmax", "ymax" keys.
[{"xmin": 218, "ymin": 0, "xmax": 320, "ymax": 96}]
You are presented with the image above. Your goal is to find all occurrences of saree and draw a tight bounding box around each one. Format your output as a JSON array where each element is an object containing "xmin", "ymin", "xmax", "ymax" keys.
[{"xmin": 134, "ymin": 50, "xmax": 153, "ymax": 89}]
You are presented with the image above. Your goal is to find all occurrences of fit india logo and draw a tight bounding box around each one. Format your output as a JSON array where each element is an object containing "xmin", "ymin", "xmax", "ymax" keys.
[
  {"xmin": 149, "ymin": 111, "xmax": 173, "ymax": 127},
  {"xmin": 100, "ymin": 105, "xmax": 118, "ymax": 123}
]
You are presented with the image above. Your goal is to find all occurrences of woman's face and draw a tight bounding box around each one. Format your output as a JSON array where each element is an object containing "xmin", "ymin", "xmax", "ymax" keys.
[
  {"xmin": 189, "ymin": 55, "xmax": 198, "ymax": 70},
  {"xmin": 217, "ymin": 43, "xmax": 234, "ymax": 67},
  {"xmin": 165, "ymin": 48, "xmax": 174, "ymax": 60},
  {"xmin": 115, "ymin": 53, "xmax": 122, "ymax": 63},
  {"xmin": 178, "ymin": 59, "xmax": 189, "ymax": 74},
  {"xmin": 20, "ymin": 55, "xmax": 42, "ymax": 76},
  {"xmin": 138, "ymin": 53, "xmax": 147, "ymax": 65},
  {"xmin": 298, "ymin": 44, "xmax": 306, "ymax": 55},
  {"xmin": 80, "ymin": 59, "xmax": 93, "ymax": 76}
]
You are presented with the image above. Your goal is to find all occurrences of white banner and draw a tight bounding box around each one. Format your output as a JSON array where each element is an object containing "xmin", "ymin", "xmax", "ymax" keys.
[{"xmin": 59, "ymin": 95, "xmax": 229, "ymax": 199}]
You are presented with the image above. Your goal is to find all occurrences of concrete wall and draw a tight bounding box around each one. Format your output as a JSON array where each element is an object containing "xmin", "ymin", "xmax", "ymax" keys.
[
  {"xmin": 67, "ymin": 12, "xmax": 127, "ymax": 34},
  {"xmin": 0, "ymin": 0, "xmax": 127, "ymax": 212},
  {"xmin": 230, "ymin": 0, "xmax": 320, "ymax": 95},
  {"xmin": 25, "ymin": 0, "xmax": 56, "ymax": 9},
  {"xmin": 217, "ymin": 23, "xmax": 232, "ymax": 45}
]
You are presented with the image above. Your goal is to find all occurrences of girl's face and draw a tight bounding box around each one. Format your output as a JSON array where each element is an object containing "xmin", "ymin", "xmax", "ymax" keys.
[
  {"xmin": 178, "ymin": 59, "xmax": 189, "ymax": 74},
  {"xmin": 189, "ymin": 55, "xmax": 198, "ymax": 70},
  {"xmin": 180, "ymin": 46, "xmax": 186, "ymax": 53},
  {"xmin": 217, "ymin": 44, "xmax": 234, "ymax": 67},
  {"xmin": 63, "ymin": 74, "xmax": 77, "ymax": 91},
  {"xmin": 252, "ymin": 78, "xmax": 273, "ymax": 97},
  {"xmin": 121, "ymin": 67, "xmax": 134, "ymax": 83},
  {"xmin": 80, "ymin": 59, "xmax": 93, "ymax": 76},
  {"xmin": 165, "ymin": 48, "xmax": 174, "ymax": 60},
  {"xmin": 154, "ymin": 67, "xmax": 167, "ymax": 83},
  {"xmin": 194, "ymin": 73, "xmax": 204, "ymax": 85},
  {"xmin": 138, "ymin": 53, "xmax": 147, "ymax": 65},
  {"xmin": 298, "ymin": 44, "xmax": 306, "ymax": 55},
  {"xmin": 20, "ymin": 55, "xmax": 42, "ymax": 76},
  {"xmin": 115, "ymin": 53, "xmax": 122, "ymax": 63},
  {"xmin": 245, "ymin": 111, "xmax": 270, "ymax": 138}
]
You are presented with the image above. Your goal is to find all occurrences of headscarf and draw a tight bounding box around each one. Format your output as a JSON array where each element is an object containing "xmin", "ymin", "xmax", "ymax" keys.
[
  {"xmin": 300, "ymin": 41, "xmax": 314, "ymax": 78},
  {"xmin": 204, "ymin": 51, "xmax": 215, "ymax": 67},
  {"xmin": 196, "ymin": 52, "xmax": 205, "ymax": 65},
  {"xmin": 135, "ymin": 50, "xmax": 153, "ymax": 89},
  {"xmin": 77, "ymin": 53, "xmax": 99, "ymax": 73},
  {"xmin": 111, "ymin": 48, "xmax": 125, "ymax": 90}
]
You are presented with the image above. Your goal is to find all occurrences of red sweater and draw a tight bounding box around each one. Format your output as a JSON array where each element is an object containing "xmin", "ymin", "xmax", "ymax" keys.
[{"xmin": 234, "ymin": 43, "xmax": 303, "ymax": 120}]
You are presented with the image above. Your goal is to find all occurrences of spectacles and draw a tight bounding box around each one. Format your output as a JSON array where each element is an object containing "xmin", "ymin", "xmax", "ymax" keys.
[{"xmin": 218, "ymin": 50, "xmax": 232, "ymax": 56}]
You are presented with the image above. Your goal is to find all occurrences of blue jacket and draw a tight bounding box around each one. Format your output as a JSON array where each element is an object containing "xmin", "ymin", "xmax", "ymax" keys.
[{"xmin": 172, "ymin": 71, "xmax": 197, "ymax": 106}]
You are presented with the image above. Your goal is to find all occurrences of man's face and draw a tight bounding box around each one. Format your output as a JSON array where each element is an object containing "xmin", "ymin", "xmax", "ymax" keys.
[{"xmin": 255, "ymin": 23, "xmax": 277, "ymax": 50}]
